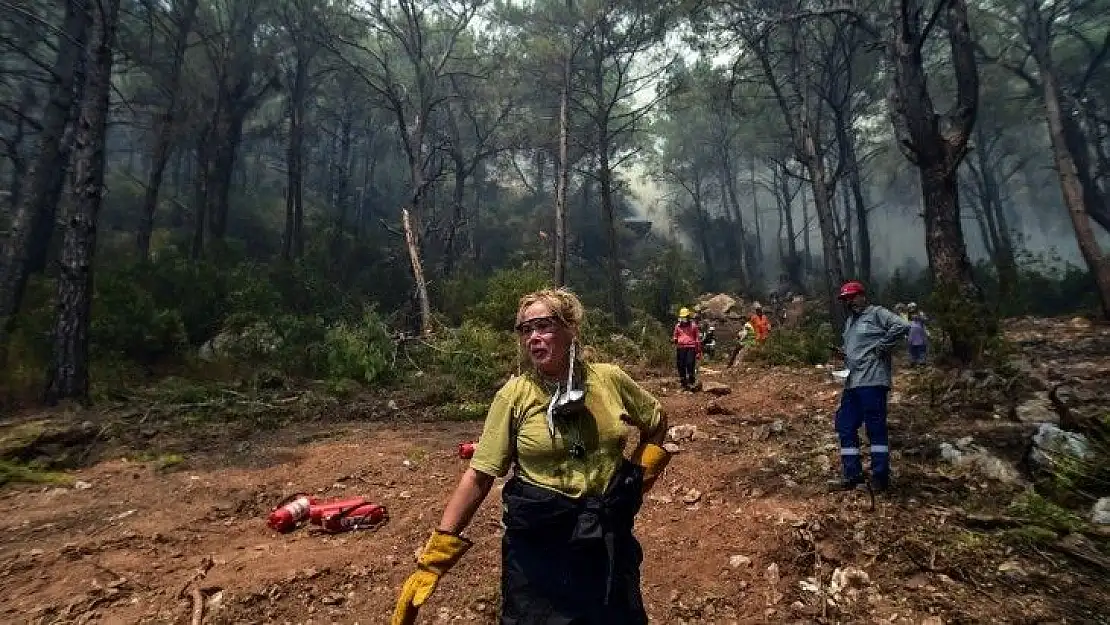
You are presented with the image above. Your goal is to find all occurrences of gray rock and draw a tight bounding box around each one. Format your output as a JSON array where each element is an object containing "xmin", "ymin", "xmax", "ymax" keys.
[
  {"xmin": 702, "ymin": 381, "xmax": 732, "ymax": 396},
  {"xmin": 1091, "ymin": 498, "xmax": 1110, "ymax": 525},
  {"xmin": 938, "ymin": 442, "xmax": 1023, "ymax": 485},
  {"xmin": 729, "ymin": 554, "xmax": 752, "ymax": 568},
  {"xmin": 1014, "ymin": 394, "xmax": 1058, "ymax": 424},
  {"xmin": 667, "ymin": 424, "xmax": 698, "ymax": 442},
  {"xmin": 1030, "ymin": 423, "xmax": 1090, "ymax": 469}
]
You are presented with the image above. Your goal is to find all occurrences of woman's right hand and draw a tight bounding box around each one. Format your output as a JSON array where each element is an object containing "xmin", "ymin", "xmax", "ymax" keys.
[{"xmin": 392, "ymin": 531, "xmax": 473, "ymax": 625}]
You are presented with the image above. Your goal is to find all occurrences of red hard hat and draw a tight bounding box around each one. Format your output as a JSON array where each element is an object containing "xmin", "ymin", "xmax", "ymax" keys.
[{"xmin": 838, "ymin": 280, "xmax": 865, "ymax": 300}]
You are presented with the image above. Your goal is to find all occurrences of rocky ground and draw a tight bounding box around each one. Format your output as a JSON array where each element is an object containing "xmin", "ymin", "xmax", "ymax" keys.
[{"xmin": 0, "ymin": 317, "xmax": 1108, "ymax": 624}]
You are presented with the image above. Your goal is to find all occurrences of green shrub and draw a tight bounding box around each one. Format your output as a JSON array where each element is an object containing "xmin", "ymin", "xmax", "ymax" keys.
[
  {"xmin": 0, "ymin": 460, "xmax": 72, "ymax": 487},
  {"xmin": 0, "ymin": 276, "xmax": 54, "ymax": 403},
  {"xmin": 317, "ymin": 308, "xmax": 394, "ymax": 384},
  {"xmin": 92, "ymin": 268, "xmax": 187, "ymax": 362},
  {"xmin": 142, "ymin": 255, "xmax": 231, "ymax": 344},
  {"xmin": 1007, "ymin": 491, "xmax": 1085, "ymax": 533},
  {"xmin": 756, "ymin": 322, "xmax": 835, "ymax": 366},
  {"xmin": 581, "ymin": 308, "xmax": 672, "ymax": 368},
  {"xmin": 467, "ymin": 266, "xmax": 551, "ymax": 329},
  {"xmin": 419, "ymin": 321, "xmax": 517, "ymax": 399}
]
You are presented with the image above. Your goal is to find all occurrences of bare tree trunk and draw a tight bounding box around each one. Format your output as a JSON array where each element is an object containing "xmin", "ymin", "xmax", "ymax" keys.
[
  {"xmin": 191, "ymin": 129, "xmax": 210, "ymax": 259},
  {"xmin": 138, "ymin": 0, "xmax": 198, "ymax": 260},
  {"xmin": 0, "ymin": 0, "xmax": 90, "ymax": 362},
  {"xmin": 720, "ymin": 152, "xmax": 750, "ymax": 287},
  {"xmin": 554, "ymin": 30, "xmax": 571, "ymax": 287},
  {"xmin": 333, "ymin": 102, "xmax": 354, "ymax": 243},
  {"xmin": 776, "ymin": 162, "xmax": 803, "ymax": 291},
  {"xmin": 689, "ymin": 172, "xmax": 717, "ymax": 290},
  {"xmin": 800, "ymin": 183, "xmax": 812, "ymax": 273},
  {"xmin": 970, "ymin": 126, "xmax": 1018, "ymax": 293},
  {"xmin": 838, "ymin": 183, "xmax": 857, "ymax": 277},
  {"xmin": 804, "ymin": 150, "xmax": 845, "ymax": 323},
  {"xmin": 205, "ymin": 108, "xmax": 248, "ymax": 244},
  {"xmin": 5, "ymin": 87, "xmax": 37, "ymax": 210},
  {"xmin": 282, "ymin": 54, "xmax": 307, "ymax": 261},
  {"xmin": 838, "ymin": 118, "xmax": 872, "ymax": 284},
  {"xmin": 442, "ymin": 152, "xmax": 467, "ymax": 277},
  {"xmin": 1035, "ymin": 50, "xmax": 1110, "ymax": 318},
  {"xmin": 403, "ymin": 209, "xmax": 432, "ymax": 335},
  {"xmin": 965, "ymin": 184, "xmax": 995, "ymax": 260},
  {"xmin": 1060, "ymin": 98, "xmax": 1110, "ymax": 234},
  {"xmin": 45, "ymin": 0, "xmax": 121, "ymax": 405},
  {"xmin": 750, "ymin": 156, "xmax": 764, "ymax": 284},
  {"xmin": 598, "ymin": 140, "xmax": 630, "ymax": 325}
]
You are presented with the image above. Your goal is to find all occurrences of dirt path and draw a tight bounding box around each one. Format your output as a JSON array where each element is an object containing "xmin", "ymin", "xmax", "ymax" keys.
[{"xmin": 2, "ymin": 341, "xmax": 1108, "ymax": 623}]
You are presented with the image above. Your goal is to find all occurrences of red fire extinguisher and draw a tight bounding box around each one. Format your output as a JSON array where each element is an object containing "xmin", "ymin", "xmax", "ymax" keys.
[
  {"xmin": 267, "ymin": 493, "xmax": 317, "ymax": 532},
  {"xmin": 308, "ymin": 497, "xmax": 368, "ymax": 525},
  {"xmin": 458, "ymin": 441, "xmax": 477, "ymax": 459},
  {"xmin": 320, "ymin": 502, "xmax": 388, "ymax": 533}
]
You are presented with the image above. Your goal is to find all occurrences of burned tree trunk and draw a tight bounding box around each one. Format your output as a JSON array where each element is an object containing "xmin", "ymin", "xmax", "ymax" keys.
[
  {"xmin": 45, "ymin": 0, "xmax": 122, "ymax": 405},
  {"xmin": 138, "ymin": 0, "xmax": 199, "ymax": 261},
  {"xmin": 0, "ymin": 0, "xmax": 90, "ymax": 361},
  {"xmin": 887, "ymin": 0, "xmax": 990, "ymax": 363}
]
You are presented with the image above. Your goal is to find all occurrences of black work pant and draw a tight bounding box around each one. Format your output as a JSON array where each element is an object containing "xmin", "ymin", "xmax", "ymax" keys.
[
  {"xmin": 501, "ymin": 531, "xmax": 646, "ymax": 624},
  {"xmin": 676, "ymin": 347, "xmax": 697, "ymax": 387},
  {"xmin": 499, "ymin": 464, "xmax": 647, "ymax": 624}
]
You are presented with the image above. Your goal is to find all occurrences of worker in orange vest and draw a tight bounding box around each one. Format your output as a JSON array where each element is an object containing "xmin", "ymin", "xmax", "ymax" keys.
[{"xmin": 750, "ymin": 302, "xmax": 771, "ymax": 343}]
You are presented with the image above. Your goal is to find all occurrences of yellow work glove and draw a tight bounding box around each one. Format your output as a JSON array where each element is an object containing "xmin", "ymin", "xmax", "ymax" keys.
[
  {"xmin": 391, "ymin": 530, "xmax": 473, "ymax": 625},
  {"xmin": 630, "ymin": 442, "xmax": 671, "ymax": 494}
]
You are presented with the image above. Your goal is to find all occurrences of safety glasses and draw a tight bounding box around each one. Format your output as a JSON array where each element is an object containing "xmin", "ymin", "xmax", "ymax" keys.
[{"xmin": 515, "ymin": 315, "xmax": 561, "ymax": 337}]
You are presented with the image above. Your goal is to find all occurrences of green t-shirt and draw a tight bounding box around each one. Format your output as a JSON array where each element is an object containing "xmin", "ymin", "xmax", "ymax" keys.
[{"xmin": 469, "ymin": 362, "xmax": 663, "ymax": 499}]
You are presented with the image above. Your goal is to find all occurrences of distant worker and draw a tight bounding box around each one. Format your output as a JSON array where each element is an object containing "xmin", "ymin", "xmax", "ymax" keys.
[
  {"xmin": 693, "ymin": 308, "xmax": 716, "ymax": 359},
  {"xmin": 750, "ymin": 302, "xmax": 771, "ymax": 343},
  {"xmin": 672, "ymin": 307, "xmax": 701, "ymax": 390},
  {"xmin": 906, "ymin": 302, "xmax": 929, "ymax": 366},
  {"xmin": 894, "ymin": 302, "xmax": 909, "ymax": 321},
  {"xmin": 702, "ymin": 321, "xmax": 717, "ymax": 359},
  {"xmin": 832, "ymin": 281, "xmax": 910, "ymax": 492},
  {"xmin": 728, "ymin": 318, "xmax": 757, "ymax": 368}
]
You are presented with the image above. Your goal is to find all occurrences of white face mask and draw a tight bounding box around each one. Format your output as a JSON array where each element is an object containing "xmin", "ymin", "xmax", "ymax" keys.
[{"xmin": 546, "ymin": 342, "xmax": 585, "ymax": 438}]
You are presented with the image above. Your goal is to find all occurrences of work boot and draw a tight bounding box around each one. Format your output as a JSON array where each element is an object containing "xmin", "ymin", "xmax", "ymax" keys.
[
  {"xmin": 871, "ymin": 473, "xmax": 890, "ymax": 493},
  {"xmin": 829, "ymin": 475, "xmax": 866, "ymax": 492}
]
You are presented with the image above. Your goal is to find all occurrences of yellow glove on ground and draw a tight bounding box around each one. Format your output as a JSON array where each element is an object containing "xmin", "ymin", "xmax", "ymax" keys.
[
  {"xmin": 631, "ymin": 442, "xmax": 671, "ymax": 493},
  {"xmin": 391, "ymin": 530, "xmax": 473, "ymax": 625}
]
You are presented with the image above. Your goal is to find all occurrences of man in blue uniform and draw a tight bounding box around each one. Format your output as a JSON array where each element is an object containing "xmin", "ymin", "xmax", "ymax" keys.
[{"xmin": 833, "ymin": 281, "xmax": 910, "ymax": 492}]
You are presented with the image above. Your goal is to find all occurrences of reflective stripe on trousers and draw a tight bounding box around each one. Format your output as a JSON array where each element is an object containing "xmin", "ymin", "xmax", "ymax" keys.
[{"xmin": 835, "ymin": 386, "xmax": 890, "ymax": 480}]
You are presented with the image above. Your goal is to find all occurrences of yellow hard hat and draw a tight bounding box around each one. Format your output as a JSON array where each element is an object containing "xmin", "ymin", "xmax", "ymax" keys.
[{"xmin": 678, "ymin": 307, "xmax": 691, "ymax": 318}]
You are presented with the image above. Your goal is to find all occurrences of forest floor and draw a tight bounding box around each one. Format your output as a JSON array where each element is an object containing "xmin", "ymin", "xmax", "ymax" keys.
[{"xmin": 1, "ymin": 319, "xmax": 1109, "ymax": 624}]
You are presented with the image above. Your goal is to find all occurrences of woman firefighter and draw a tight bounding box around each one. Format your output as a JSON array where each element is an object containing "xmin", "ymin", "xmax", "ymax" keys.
[
  {"xmin": 672, "ymin": 307, "xmax": 701, "ymax": 390},
  {"xmin": 391, "ymin": 288, "xmax": 672, "ymax": 624}
]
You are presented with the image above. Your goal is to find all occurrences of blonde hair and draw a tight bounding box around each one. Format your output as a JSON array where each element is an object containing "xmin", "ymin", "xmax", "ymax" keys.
[
  {"xmin": 516, "ymin": 288, "xmax": 585, "ymax": 330},
  {"xmin": 515, "ymin": 288, "xmax": 587, "ymax": 376}
]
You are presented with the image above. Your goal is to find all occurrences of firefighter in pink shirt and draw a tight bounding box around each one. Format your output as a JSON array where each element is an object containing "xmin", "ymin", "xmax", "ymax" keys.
[{"xmin": 672, "ymin": 307, "xmax": 702, "ymax": 390}]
